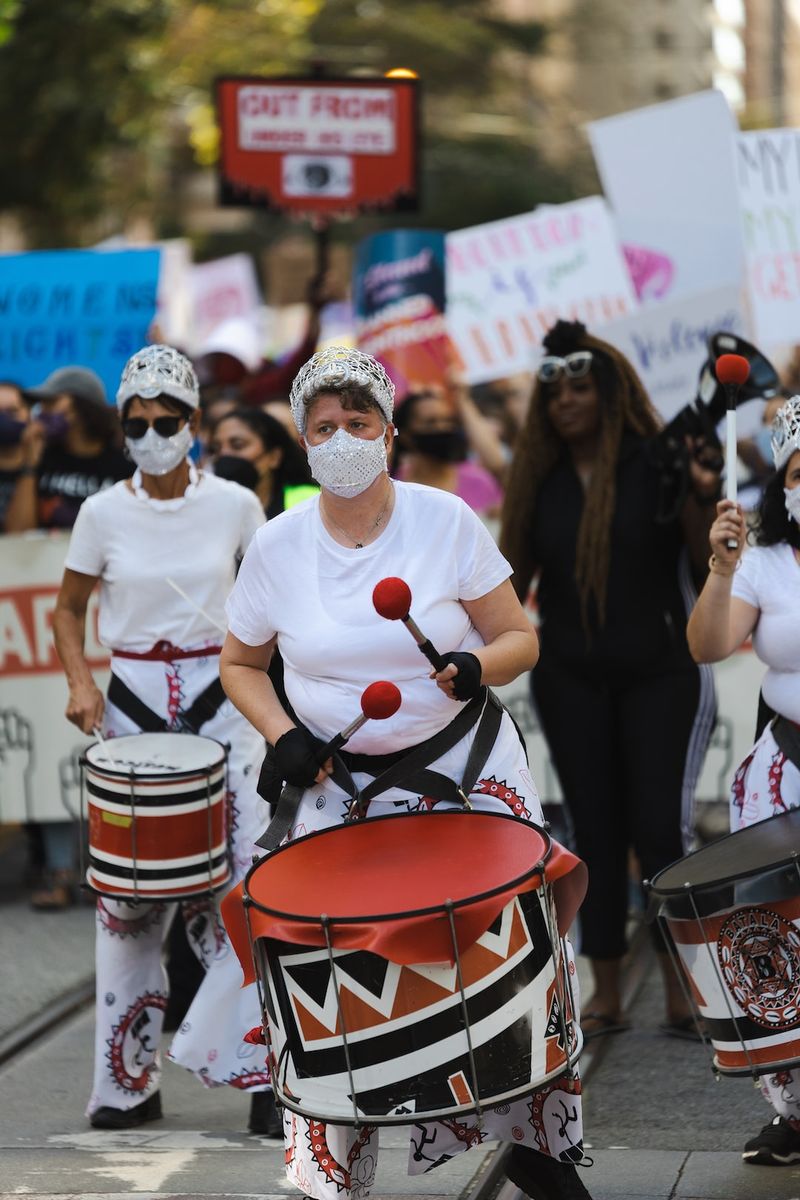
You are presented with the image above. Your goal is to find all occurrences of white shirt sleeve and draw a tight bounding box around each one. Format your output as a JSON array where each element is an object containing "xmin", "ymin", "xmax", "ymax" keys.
[
  {"xmin": 456, "ymin": 502, "xmax": 513, "ymax": 601},
  {"xmin": 731, "ymin": 547, "xmax": 760, "ymax": 608},
  {"xmin": 237, "ymin": 488, "xmax": 266, "ymax": 557},
  {"xmin": 64, "ymin": 497, "xmax": 105, "ymax": 578},
  {"xmin": 225, "ymin": 530, "xmax": 275, "ymax": 646}
]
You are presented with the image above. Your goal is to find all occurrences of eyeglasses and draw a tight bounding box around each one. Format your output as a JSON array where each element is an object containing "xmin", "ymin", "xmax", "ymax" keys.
[
  {"xmin": 122, "ymin": 416, "xmax": 185, "ymax": 439},
  {"xmin": 536, "ymin": 351, "xmax": 593, "ymax": 383}
]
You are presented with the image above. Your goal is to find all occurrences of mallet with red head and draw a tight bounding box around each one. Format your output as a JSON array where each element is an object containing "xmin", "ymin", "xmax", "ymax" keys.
[
  {"xmin": 372, "ymin": 577, "xmax": 447, "ymax": 671},
  {"xmin": 317, "ymin": 680, "xmax": 401, "ymax": 760}
]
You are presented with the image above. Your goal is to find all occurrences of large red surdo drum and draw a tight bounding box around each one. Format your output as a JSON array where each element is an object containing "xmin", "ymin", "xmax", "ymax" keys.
[
  {"xmin": 83, "ymin": 732, "xmax": 230, "ymax": 900},
  {"xmin": 241, "ymin": 810, "xmax": 583, "ymax": 1125},
  {"xmin": 649, "ymin": 807, "xmax": 800, "ymax": 1076}
]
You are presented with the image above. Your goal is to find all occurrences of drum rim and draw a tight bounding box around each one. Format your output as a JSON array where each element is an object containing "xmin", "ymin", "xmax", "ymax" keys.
[
  {"xmin": 81, "ymin": 733, "xmax": 227, "ymax": 780},
  {"xmin": 244, "ymin": 809, "xmax": 552, "ymax": 925},
  {"xmin": 647, "ymin": 808, "xmax": 800, "ymax": 898}
]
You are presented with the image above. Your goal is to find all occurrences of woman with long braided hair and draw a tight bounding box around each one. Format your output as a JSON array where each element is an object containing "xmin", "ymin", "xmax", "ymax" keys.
[{"xmin": 501, "ymin": 320, "xmax": 720, "ymax": 1041}]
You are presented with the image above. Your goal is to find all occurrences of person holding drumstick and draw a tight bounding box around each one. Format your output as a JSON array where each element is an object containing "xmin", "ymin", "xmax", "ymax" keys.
[
  {"xmin": 52, "ymin": 344, "xmax": 281, "ymax": 1136},
  {"xmin": 687, "ymin": 394, "xmax": 800, "ymax": 1167},
  {"xmin": 221, "ymin": 345, "xmax": 594, "ymax": 1200}
]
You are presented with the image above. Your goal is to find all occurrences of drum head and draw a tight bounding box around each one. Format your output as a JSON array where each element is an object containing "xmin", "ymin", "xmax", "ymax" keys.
[
  {"xmin": 650, "ymin": 807, "xmax": 800, "ymax": 895},
  {"xmin": 84, "ymin": 732, "xmax": 226, "ymax": 779},
  {"xmin": 246, "ymin": 810, "xmax": 550, "ymax": 924}
]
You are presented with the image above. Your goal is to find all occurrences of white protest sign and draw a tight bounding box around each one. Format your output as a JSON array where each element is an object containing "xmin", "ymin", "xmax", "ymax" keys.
[
  {"xmin": 445, "ymin": 196, "xmax": 636, "ymax": 384},
  {"xmin": 588, "ymin": 90, "xmax": 744, "ymax": 304},
  {"xmin": 188, "ymin": 253, "xmax": 262, "ymax": 351},
  {"xmin": 598, "ymin": 284, "xmax": 752, "ymax": 423},
  {"xmin": 0, "ymin": 534, "xmax": 110, "ymax": 824},
  {"xmin": 737, "ymin": 127, "xmax": 800, "ymax": 346}
]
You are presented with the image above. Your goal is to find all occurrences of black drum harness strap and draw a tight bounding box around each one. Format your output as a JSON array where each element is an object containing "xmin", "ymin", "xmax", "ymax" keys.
[{"xmin": 257, "ymin": 687, "xmax": 508, "ymax": 853}]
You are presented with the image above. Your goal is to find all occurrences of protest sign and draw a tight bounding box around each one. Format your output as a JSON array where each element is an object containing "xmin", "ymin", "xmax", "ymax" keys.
[
  {"xmin": 737, "ymin": 127, "xmax": 800, "ymax": 346},
  {"xmin": 588, "ymin": 90, "xmax": 744, "ymax": 304},
  {"xmin": 0, "ymin": 248, "xmax": 160, "ymax": 401},
  {"xmin": 598, "ymin": 284, "xmax": 752, "ymax": 423},
  {"xmin": 446, "ymin": 196, "xmax": 636, "ymax": 385},
  {"xmin": 188, "ymin": 252, "xmax": 263, "ymax": 352},
  {"xmin": 354, "ymin": 229, "xmax": 449, "ymax": 398},
  {"xmin": 0, "ymin": 534, "xmax": 110, "ymax": 825}
]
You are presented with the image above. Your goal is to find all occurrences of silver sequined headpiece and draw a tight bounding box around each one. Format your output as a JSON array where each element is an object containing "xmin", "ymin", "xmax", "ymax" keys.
[
  {"xmin": 289, "ymin": 346, "xmax": 395, "ymax": 434},
  {"xmin": 771, "ymin": 395, "xmax": 800, "ymax": 470},
  {"xmin": 116, "ymin": 344, "xmax": 200, "ymax": 413}
]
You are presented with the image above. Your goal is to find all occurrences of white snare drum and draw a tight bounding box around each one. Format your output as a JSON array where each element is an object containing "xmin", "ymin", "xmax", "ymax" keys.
[{"xmin": 83, "ymin": 732, "xmax": 230, "ymax": 900}]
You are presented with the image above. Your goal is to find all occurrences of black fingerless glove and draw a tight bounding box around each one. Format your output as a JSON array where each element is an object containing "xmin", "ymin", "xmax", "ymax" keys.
[
  {"xmin": 274, "ymin": 726, "xmax": 327, "ymax": 788},
  {"xmin": 443, "ymin": 651, "xmax": 483, "ymax": 702}
]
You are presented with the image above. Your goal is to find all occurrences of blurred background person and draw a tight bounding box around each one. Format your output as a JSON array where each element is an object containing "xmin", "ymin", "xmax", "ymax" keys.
[
  {"xmin": 392, "ymin": 383, "xmax": 504, "ymax": 518},
  {"xmin": 209, "ymin": 408, "xmax": 317, "ymax": 518},
  {"xmin": 686, "ymin": 395, "xmax": 800, "ymax": 1167},
  {"xmin": 501, "ymin": 319, "xmax": 721, "ymax": 1041},
  {"xmin": 4, "ymin": 365, "xmax": 132, "ymax": 910},
  {"xmin": 0, "ymin": 380, "xmax": 32, "ymax": 529},
  {"xmin": 5, "ymin": 366, "xmax": 131, "ymax": 534}
]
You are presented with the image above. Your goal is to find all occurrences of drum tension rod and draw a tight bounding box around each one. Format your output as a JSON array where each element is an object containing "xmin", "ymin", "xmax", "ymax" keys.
[
  {"xmin": 445, "ymin": 900, "xmax": 483, "ymax": 1126},
  {"xmin": 321, "ymin": 915, "xmax": 362, "ymax": 1129}
]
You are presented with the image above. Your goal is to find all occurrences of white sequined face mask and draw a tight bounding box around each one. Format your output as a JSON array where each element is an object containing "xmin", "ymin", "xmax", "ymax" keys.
[
  {"xmin": 125, "ymin": 424, "xmax": 193, "ymax": 476},
  {"xmin": 306, "ymin": 427, "xmax": 388, "ymax": 498},
  {"xmin": 785, "ymin": 485, "xmax": 800, "ymax": 525}
]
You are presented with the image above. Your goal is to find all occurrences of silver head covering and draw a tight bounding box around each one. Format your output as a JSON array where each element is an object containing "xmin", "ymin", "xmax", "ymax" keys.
[
  {"xmin": 116, "ymin": 344, "xmax": 200, "ymax": 413},
  {"xmin": 289, "ymin": 346, "xmax": 395, "ymax": 434},
  {"xmin": 771, "ymin": 395, "xmax": 800, "ymax": 471}
]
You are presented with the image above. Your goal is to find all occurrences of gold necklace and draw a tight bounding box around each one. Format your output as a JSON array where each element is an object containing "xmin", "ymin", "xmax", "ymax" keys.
[{"xmin": 321, "ymin": 481, "xmax": 393, "ymax": 548}]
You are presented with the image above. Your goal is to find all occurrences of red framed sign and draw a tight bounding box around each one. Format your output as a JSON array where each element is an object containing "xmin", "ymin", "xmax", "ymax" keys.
[{"xmin": 216, "ymin": 76, "xmax": 420, "ymax": 216}]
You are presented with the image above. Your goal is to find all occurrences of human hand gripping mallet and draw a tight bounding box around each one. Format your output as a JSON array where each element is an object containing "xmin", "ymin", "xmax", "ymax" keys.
[{"xmin": 715, "ymin": 354, "xmax": 750, "ymax": 550}]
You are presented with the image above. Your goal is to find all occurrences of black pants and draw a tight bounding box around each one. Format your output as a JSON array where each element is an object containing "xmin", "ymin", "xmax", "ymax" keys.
[{"xmin": 532, "ymin": 657, "xmax": 711, "ymax": 960}]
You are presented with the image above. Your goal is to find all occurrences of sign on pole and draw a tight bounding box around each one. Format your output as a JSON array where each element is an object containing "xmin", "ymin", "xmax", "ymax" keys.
[{"xmin": 216, "ymin": 76, "xmax": 419, "ymax": 215}]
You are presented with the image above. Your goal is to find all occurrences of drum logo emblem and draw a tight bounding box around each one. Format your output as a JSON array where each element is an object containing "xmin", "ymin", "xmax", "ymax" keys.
[{"xmin": 717, "ymin": 907, "xmax": 800, "ymax": 1029}]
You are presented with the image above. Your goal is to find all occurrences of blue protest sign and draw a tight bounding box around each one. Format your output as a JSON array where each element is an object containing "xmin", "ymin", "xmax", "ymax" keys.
[{"xmin": 0, "ymin": 248, "xmax": 161, "ymax": 402}]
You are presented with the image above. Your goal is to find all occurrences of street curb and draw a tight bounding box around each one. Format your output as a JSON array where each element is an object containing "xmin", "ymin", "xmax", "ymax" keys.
[{"xmin": 0, "ymin": 976, "xmax": 94, "ymax": 1068}]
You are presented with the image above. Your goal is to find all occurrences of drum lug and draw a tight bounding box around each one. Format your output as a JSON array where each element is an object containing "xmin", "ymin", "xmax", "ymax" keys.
[{"xmin": 457, "ymin": 788, "xmax": 473, "ymax": 811}]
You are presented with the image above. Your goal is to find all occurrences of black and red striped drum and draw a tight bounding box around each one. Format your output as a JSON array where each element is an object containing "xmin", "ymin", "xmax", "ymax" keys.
[
  {"xmin": 83, "ymin": 732, "xmax": 231, "ymax": 900},
  {"xmin": 238, "ymin": 810, "xmax": 583, "ymax": 1125},
  {"xmin": 649, "ymin": 807, "xmax": 800, "ymax": 1076}
]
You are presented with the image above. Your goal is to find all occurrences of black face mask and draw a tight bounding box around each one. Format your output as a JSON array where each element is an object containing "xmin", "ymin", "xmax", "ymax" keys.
[
  {"xmin": 213, "ymin": 455, "xmax": 260, "ymax": 492},
  {"xmin": 410, "ymin": 428, "xmax": 468, "ymax": 463},
  {"xmin": 0, "ymin": 412, "xmax": 26, "ymax": 447}
]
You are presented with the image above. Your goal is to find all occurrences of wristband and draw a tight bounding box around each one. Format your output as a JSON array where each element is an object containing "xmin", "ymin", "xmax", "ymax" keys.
[
  {"xmin": 442, "ymin": 651, "xmax": 483, "ymax": 702},
  {"xmin": 708, "ymin": 553, "xmax": 737, "ymax": 577},
  {"xmin": 274, "ymin": 726, "xmax": 328, "ymax": 788}
]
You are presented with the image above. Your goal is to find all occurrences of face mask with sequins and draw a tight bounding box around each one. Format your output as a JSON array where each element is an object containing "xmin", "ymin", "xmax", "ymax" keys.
[
  {"xmin": 785, "ymin": 485, "xmax": 800, "ymax": 525},
  {"xmin": 305, "ymin": 427, "xmax": 388, "ymax": 498}
]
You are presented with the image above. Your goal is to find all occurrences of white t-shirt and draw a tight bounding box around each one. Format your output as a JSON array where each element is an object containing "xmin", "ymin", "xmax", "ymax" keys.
[
  {"xmin": 733, "ymin": 541, "xmax": 800, "ymax": 722},
  {"xmin": 225, "ymin": 481, "xmax": 512, "ymax": 752},
  {"xmin": 65, "ymin": 473, "xmax": 264, "ymax": 652}
]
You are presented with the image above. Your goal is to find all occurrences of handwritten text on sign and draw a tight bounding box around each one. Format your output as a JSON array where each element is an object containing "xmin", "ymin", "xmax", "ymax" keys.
[
  {"xmin": 738, "ymin": 128, "xmax": 800, "ymax": 345},
  {"xmin": 237, "ymin": 86, "xmax": 397, "ymax": 155},
  {"xmin": 446, "ymin": 196, "xmax": 637, "ymax": 384}
]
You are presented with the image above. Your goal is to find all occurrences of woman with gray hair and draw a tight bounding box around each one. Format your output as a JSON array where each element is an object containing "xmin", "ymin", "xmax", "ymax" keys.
[
  {"xmin": 221, "ymin": 347, "xmax": 594, "ymax": 1200},
  {"xmin": 53, "ymin": 344, "xmax": 280, "ymax": 1136}
]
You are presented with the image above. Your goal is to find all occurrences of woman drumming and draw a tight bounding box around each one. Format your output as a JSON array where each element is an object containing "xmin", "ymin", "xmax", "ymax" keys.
[
  {"xmin": 687, "ymin": 396, "xmax": 800, "ymax": 1167},
  {"xmin": 221, "ymin": 345, "xmax": 594, "ymax": 1200},
  {"xmin": 52, "ymin": 345, "xmax": 278, "ymax": 1134},
  {"xmin": 501, "ymin": 320, "xmax": 721, "ymax": 1041}
]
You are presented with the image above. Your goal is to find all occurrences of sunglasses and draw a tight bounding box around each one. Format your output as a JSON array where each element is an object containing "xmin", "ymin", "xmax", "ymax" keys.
[
  {"xmin": 122, "ymin": 416, "xmax": 185, "ymax": 439},
  {"xmin": 537, "ymin": 351, "xmax": 593, "ymax": 383}
]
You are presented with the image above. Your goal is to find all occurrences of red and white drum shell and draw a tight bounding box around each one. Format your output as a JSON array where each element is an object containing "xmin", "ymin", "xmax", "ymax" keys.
[
  {"xmin": 650, "ymin": 808, "xmax": 800, "ymax": 1076},
  {"xmin": 243, "ymin": 810, "xmax": 582, "ymax": 1125},
  {"xmin": 83, "ymin": 732, "xmax": 230, "ymax": 901}
]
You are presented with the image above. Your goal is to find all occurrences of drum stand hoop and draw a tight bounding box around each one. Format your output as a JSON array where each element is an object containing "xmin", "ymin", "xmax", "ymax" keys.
[
  {"xmin": 321, "ymin": 915, "xmax": 362, "ymax": 1128},
  {"xmin": 445, "ymin": 899, "xmax": 483, "ymax": 1124}
]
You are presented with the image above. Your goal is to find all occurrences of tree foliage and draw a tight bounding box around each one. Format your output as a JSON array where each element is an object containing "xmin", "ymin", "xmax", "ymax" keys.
[{"xmin": 0, "ymin": 0, "xmax": 580, "ymax": 247}]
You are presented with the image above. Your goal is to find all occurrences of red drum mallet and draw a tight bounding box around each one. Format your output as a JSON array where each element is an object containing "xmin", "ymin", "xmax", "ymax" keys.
[
  {"xmin": 372, "ymin": 577, "xmax": 447, "ymax": 671},
  {"xmin": 318, "ymin": 681, "xmax": 402, "ymax": 760},
  {"xmin": 715, "ymin": 353, "xmax": 750, "ymax": 549}
]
